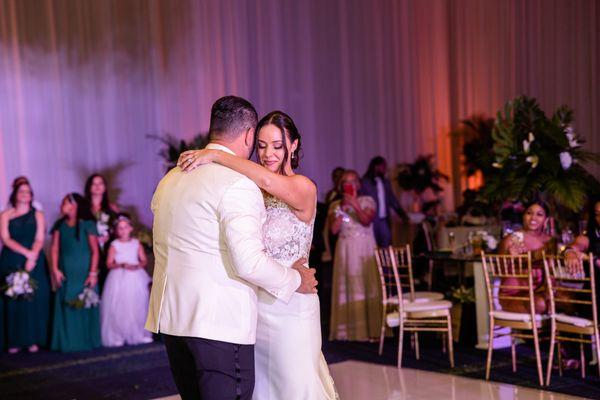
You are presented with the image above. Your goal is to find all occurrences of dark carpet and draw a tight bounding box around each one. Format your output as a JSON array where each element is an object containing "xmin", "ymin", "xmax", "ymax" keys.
[{"xmin": 1, "ymin": 337, "xmax": 599, "ymax": 399}]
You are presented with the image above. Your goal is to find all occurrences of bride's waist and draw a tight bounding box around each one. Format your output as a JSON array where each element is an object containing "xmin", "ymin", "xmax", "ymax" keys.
[
  {"xmin": 268, "ymin": 255, "xmax": 310, "ymax": 268},
  {"xmin": 258, "ymin": 289, "xmax": 319, "ymax": 314}
]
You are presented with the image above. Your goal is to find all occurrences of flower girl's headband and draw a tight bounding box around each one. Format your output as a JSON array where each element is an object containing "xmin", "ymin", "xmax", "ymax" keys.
[{"xmin": 114, "ymin": 213, "xmax": 133, "ymax": 227}]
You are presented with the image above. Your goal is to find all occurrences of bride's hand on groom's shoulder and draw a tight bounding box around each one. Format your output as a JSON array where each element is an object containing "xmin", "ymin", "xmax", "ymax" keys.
[
  {"xmin": 292, "ymin": 257, "xmax": 318, "ymax": 294},
  {"xmin": 178, "ymin": 149, "xmax": 217, "ymax": 172}
]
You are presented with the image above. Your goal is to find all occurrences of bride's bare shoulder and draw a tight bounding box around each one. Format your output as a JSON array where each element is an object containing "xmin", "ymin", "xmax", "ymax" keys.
[{"xmin": 290, "ymin": 174, "xmax": 317, "ymax": 196}]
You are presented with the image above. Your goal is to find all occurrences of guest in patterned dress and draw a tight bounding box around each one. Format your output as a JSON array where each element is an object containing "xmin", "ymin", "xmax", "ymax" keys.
[{"xmin": 328, "ymin": 170, "xmax": 382, "ymax": 341}]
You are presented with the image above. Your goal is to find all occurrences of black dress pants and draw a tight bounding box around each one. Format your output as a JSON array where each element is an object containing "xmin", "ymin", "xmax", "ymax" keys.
[{"xmin": 162, "ymin": 334, "xmax": 255, "ymax": 400}]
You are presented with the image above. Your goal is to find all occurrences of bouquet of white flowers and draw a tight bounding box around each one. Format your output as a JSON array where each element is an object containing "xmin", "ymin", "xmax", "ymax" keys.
[
  {"xmin": 67, "ymin": 287, "xmax": 100, "ymax": 309},
  {"xmin": 2, "ymin": 270, "xmax": 37, "ymax": 299}
]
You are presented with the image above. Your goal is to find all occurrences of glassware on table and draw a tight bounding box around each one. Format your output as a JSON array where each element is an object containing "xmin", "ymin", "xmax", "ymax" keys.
[{"xmin": 470, "ymin": 235, "xmax": 483, "ymax": 255}]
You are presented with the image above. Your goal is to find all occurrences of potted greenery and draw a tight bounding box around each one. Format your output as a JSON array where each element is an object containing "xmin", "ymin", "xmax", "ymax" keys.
[
  {"xmin": 148, "ymin": 132, "xmax": 210, "ymax": 173},
  {"xmin": 396, "ymin": 155, "xmax": 449, "ymax": 219},
  {"xmin": 449, "ymin": 285, "xmax": 476, "ymax": 346}
]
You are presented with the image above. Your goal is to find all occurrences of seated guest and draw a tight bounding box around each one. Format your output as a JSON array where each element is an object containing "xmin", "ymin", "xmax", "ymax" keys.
[
  {"xmin": 100, "ymin": 213, "xmax": 152, "ymax": 346},
  {"xmin": 50, "ymin": 193, "xmax": 101, "ymax": 352},
  {"xmin": 328, "ymin": 170, "xmax": 381, "ymax": 341},
  {"xmin": 565, "ymin": 198, "xmax": 600, "ymax": 295},
  {"xmin": 361, "ymin": 156, "xmax": 407, "ymax": 247},
  {"xmin": 498, "ymin": 200, "xmax": 555, "ymax": 314},
  {"xmin": 0, "ymin": 181, "xmax": 51, "ymax": 353}
]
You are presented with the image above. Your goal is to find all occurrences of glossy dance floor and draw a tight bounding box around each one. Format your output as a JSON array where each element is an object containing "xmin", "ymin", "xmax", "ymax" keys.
[{"xmin": 155, "ymin": 360, "xmax": 588, "ymax": 400}]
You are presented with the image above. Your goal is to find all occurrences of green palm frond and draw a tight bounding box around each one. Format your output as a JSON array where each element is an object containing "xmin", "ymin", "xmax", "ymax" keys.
[{"xmin": 147, "ymin": 132, "xmax": 210, "ymax": 173}]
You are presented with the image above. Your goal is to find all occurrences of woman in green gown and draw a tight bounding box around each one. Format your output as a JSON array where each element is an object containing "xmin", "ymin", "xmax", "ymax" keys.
[
  {"xmin": 0, "ymin": 181, "xmax": 51, "ymax": 353},
  {"xmin": 50, "ymin": 193, "xmax": 101, "ymax": 352}
]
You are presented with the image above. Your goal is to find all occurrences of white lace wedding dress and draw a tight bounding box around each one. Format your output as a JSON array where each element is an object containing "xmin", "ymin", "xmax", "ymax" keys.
[{"xmin": 253, "ymin": 194, "xmax": 338, "ymax": 400}]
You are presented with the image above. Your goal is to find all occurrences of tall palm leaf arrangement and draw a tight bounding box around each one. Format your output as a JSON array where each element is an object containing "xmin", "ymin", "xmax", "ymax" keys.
[
  {"xmin": 396, "ymin": 155, "xmax": 449, "ymax": 194},
  {"xmin": 148, "ymin": 132, "xmax": 210, "ymax": 173}
]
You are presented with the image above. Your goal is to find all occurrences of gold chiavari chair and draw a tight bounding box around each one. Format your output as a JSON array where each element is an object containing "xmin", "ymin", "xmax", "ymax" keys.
[
  {"xmin": 391, "ymin": 244, "xmax": 444, "ymax": 304},
  {"xmin": 375, "ymin": 247, "xmax": 454, "ymax": 368},
  {"xmin": 421, "ymin": 221, "xmax": 436, "ymax": 291},
  {"xmin": 375, "ymin": 247, "xmax": 402, "ymax": 355},
  {"xmin": 481, "ymin": 251, "xmax": 546, "ymax": 386},
  {"xmin": 390, "ymin": 245, "xmax": 446, "ymax": 355},
  {"xmin": 543, "ymin": 252, "xmax": 600, "ymax": 385}
]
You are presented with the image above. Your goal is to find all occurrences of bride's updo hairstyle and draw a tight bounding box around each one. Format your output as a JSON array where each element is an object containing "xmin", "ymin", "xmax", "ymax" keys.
[{"xmin": 255, "ymin": 111, "xmax": 302, "ymax": 175}]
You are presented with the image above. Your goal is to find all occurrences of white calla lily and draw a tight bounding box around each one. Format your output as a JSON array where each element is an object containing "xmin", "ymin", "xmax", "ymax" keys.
[{"xmin": 559, "ymin": 152, "xmax": 573, "ymax": 170}]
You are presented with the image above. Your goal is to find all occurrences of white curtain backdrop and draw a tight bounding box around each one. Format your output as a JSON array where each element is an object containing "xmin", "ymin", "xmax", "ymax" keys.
[{"xmin": 1, "ymin": 0, "xmax": 598, "ymax": 226}]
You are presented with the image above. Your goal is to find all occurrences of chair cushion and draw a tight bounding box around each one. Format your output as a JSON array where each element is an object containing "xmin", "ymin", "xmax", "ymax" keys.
[
  {"xmin": 491, "ymin": 310, "xmax": 545, "ymax": 323},
  {"xmin": 555, "ymin": 313, "xmax": 593, "ymax": 327},
  {"xmin": 385, "ymin": 300, "xmax": 453, "ymax": 327},
  {"xmin": 402, "ymin": 291, "xmax": 444, "ymax": 303},
  {"xmin": 403, "ymin": 300, "xmax": 453, "ymax": 313}
]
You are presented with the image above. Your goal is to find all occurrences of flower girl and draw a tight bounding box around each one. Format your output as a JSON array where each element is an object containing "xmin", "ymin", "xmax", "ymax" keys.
[{"xmin": 100, "ymin": 214, "xmax": 152, "ymax": 346}]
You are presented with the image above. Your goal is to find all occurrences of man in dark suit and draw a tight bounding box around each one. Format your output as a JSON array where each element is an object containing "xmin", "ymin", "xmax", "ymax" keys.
[{"xmin": 361, "ymin": 156, "xmax": 407, "ymax": 247}]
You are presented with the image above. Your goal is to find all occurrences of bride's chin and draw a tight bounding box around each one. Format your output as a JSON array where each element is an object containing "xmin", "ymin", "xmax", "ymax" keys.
[{"xmin": 261, "ymin": 163, "xmax": 280, "ymax": 172}]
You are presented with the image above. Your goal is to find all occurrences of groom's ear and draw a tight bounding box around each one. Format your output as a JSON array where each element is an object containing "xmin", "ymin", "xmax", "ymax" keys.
[{"xmin": 244, "ymin": 128, "xmax": 255, "ymax": 148}]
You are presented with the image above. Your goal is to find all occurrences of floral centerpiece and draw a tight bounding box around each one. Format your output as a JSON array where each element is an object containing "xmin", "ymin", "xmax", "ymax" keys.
[
  {"xmin": 2, "ymin": 270, "xmax": 37, "ymax": 299},
  {"xmin": 468, "ymin": 230, "xmax": 498, "ymax": 252},
  {"xmin": 481, "ymin": 96, "xmax": 600, "ymax": 213}
]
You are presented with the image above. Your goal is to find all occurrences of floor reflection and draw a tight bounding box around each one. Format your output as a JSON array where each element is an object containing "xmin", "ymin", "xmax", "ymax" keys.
[
  {"xmin": 155, "ymin": 360, "xmax": 586, "ymax": 400},
  {"xmin": 329, "ymin": 361, "xmax": 586, "ymax": 400}
]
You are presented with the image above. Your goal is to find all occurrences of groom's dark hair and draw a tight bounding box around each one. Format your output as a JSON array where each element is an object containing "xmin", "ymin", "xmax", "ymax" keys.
[{"xmin": 209, "ymin": 96, "xmax": 258, "ymax": 140}]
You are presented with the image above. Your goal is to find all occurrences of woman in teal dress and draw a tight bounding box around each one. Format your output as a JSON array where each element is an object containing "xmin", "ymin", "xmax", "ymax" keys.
[
  {"xmin": 0, "ymin": 181, "xmax": 51, "ymax": 353},
  {"xmin": 50, "ymin": 193, "xmax": 101, "ymax": 352}
]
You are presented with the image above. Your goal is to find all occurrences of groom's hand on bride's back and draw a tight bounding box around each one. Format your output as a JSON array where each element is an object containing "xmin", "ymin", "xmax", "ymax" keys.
[{"xmin": 292, "ymin": 257, "xmax": 318, "ymax": 294}]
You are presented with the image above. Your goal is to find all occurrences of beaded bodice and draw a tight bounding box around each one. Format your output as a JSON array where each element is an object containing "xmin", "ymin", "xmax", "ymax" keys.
[{"xmin": 262, "ymin": 194, "xmax": 314, "ymax": 267}]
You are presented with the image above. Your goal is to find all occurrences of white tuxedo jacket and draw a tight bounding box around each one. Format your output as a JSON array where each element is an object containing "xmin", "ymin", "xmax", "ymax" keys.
[{"xmin": 145, "ymin": 144, "xmax": 301, "ymax": 345}]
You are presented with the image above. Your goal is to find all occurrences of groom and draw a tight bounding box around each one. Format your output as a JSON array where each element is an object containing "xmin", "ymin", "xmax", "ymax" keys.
[{"xmin": 146, "ymin": 96, "xmax": 318, "ymax": 399}]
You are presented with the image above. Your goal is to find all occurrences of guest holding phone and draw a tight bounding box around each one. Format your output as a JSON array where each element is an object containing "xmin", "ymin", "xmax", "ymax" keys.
[{"xmin": 328, "ymin": 170, "xmax": 382, "ymax": 341}]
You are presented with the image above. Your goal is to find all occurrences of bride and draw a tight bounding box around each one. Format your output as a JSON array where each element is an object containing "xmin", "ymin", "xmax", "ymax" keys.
[{"xmin": 178, "ymin": 110, "xmax": 337, "ymax": 400}]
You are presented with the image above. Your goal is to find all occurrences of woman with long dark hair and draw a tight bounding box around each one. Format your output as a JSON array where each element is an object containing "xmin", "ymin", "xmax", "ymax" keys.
[
  {"xmin": 84, "ymin": 174, "xmax": 119, "ymax": 249},
  {"xmin": 177, "ymin": 111, "xmax": 337, "ymax": 399},
  {"xmin": 498, "ymin": 199, "xmax": 556, "ymax": 314},
  {"xmin": 0, "ymin": 181, "xmax": 51, "ymax": 353},
  {"xmin": 84, "ymin": 174, "xmax": 119, "ymax": 290},
  {"xmin": 49, "ymin": 193, "xmax": 101, "ymax": 352}
]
